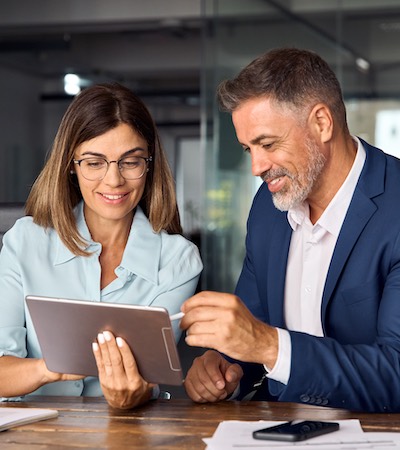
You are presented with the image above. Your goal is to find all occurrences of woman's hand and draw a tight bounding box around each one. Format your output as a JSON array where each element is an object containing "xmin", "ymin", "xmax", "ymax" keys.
[
  {"xmin": 93, "ymin": 331, "xmax": 153, "ymax": 409},
  {"xmin": 0, "ymin": 356, "xmax": 84, "ymax": 398}
]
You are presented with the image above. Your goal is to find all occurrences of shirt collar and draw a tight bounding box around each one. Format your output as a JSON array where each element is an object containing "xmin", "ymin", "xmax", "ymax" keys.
[
  {"xmin": 54, "ymin": 202, "xmax": 161, "ymax": 285},
  {"xmin": 54, "ymin": 202, "xmax": 92, "ymax": 265},
  {"xmin": 287, "ymin": 136, "xmax": 366, "ymax": 237},
  {"xmin": 121, "ymin": 206, "xmax": 161, "ymax": 285}
]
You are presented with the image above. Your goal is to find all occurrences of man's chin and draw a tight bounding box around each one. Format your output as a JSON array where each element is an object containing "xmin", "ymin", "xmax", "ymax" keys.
[{"xmin": 272, "ymin": 193, "xmax": 302, "ymax": 212}]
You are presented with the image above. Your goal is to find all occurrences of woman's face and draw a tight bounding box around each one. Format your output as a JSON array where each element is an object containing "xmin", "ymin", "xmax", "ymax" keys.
[{"xmin": 73, "ymin": 123, "xmax": 149, "ymax": 227}]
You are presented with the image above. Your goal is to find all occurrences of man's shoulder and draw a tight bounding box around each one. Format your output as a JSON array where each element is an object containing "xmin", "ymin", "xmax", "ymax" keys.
[
  {"xmin": 363, "ymin": 139, "xmax": 400, "ymax": 168},
  {"xmin": 362, "ymin": 141, "xmax": 400, "ymax": 196}
]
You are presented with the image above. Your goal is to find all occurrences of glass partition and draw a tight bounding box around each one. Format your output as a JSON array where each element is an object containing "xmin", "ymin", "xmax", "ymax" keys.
[{"xmin": 199, "ymin": 0, "xmax": 400, "ymax": 292}]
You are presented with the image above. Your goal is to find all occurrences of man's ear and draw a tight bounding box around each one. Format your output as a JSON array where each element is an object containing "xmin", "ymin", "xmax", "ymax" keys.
[{"xmin": 308, "ymin": 103, "xmax": 333, "ymax": 143}]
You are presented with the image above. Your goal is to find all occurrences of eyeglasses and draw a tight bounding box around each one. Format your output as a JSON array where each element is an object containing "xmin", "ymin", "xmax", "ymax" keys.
[{"xmin": 73, "ymin": 155, "xmax": 152, "ymax": 181}]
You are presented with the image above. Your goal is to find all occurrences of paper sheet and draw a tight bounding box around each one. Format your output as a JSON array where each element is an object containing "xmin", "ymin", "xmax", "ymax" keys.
[{"xmin": 204, "ymin": 419, "xmax": 400, "ymax": 449}]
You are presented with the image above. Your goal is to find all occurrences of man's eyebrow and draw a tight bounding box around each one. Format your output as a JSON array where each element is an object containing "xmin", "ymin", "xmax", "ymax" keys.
[{"xmin": 249, "ymin": 134, "xmax": 275, "ymax": 145}]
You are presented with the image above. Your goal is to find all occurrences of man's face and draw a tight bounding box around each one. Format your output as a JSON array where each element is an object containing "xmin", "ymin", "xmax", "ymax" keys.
[{"xmin": 232, "ymin": 97, "xmax": 326, "ymax": 211}]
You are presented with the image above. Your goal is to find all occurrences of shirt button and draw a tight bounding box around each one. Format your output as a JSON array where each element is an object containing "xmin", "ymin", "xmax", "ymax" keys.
[{"xmin": 305, "ymin": 286, "xmax": 311, "ymax": 293}]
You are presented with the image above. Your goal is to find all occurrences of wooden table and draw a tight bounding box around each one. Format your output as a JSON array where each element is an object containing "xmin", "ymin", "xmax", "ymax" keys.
[{"xmin": 0, "ymin": 396, "xmax": 399, "ymax": 449}]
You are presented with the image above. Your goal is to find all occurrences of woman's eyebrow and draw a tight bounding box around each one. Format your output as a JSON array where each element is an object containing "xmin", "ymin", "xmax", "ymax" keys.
[
  {"xmin": 80, "ymin": 147, "xmax": 147, "ymax": 158},
  {"xmin": 121, "ymin": 147, "xmax": 147, "ymax": 157}
]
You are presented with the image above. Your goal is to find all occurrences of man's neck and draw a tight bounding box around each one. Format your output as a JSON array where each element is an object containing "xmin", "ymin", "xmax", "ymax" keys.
[{"xmin": 308, "ymin": 136, "xmax": 358, "ymax": 224}]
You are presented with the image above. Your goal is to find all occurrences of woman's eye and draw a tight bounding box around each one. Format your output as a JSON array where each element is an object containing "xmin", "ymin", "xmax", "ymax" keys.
[
  {"xmin": 86, "ymin": 160, "xmax": 105, "ymax": 169},
  {"xmin": 122, "ymin": 160, "xmax": 139, "ymax": 168},
  {"xmin": 120, "ymin": 157, "xmax": 142, "ymax": 169}
]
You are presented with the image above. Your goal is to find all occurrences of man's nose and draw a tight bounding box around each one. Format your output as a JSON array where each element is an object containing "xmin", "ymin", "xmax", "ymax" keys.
[{"xmin": 251, "ymin": 149, "xmax": 271, "ymax": 177}]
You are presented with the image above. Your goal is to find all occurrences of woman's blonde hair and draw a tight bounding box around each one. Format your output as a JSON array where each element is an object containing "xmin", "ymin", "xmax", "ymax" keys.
[{"xmin": 26, "ymin": 82, "xmax": 182, "ymax": 256}]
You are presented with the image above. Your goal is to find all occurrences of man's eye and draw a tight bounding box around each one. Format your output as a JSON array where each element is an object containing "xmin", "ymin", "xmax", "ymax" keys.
[{"xmin": 262, "ymin": 143, "xmax": 273, "ymax": 149}]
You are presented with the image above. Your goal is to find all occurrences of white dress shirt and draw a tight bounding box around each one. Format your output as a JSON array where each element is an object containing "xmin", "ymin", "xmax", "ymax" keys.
[{"xmin": 266, "ymin": 137, "xmax": 366, "ymax": 384}]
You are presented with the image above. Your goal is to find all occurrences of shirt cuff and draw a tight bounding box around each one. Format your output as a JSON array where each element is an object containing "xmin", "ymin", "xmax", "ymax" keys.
[
  {"xmin": 150, "ymin": 385, "xmax": 160, "ymax": 400},
  {"xmin": 226, "ymin": 383, "xmax": 240, "ymax": 401},
  {"xmin": 263, "ymin": 328, "xmax": 291, "ymax": 385},
  {"xmin": 150, "ymin": 385, "xmax": 171, "ymax": 400}
]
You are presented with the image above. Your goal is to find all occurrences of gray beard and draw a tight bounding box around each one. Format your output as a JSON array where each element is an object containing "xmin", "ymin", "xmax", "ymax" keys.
[{"xmin": 271, "ymin": 139, "xmax": 326, "ymax": 211}]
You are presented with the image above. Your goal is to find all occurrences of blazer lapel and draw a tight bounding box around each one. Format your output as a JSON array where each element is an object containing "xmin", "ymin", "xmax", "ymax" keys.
[
  {"xmin": 321, "ymin": 140, "xmax": 385, "ymax": 322},
  {"xmin": 265, "ymin": 215, "xmax": 292, "ymax": 327}
]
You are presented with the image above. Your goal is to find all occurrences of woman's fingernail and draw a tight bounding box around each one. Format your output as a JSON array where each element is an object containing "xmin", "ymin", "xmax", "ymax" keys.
[
  {"xmin": 116, "ymin": 337, "xmax": 123, "ymax": 348},
  {"xmin": 103, "ymin": 331, "xmax": 112, "ymax": 341},
  {"xmin": 92, "ymin": 342, "xmax": 99, "ymax": 351},
  {"xmin": 97, "ymin": 333, "xmax": 105, "ymax": 344}
]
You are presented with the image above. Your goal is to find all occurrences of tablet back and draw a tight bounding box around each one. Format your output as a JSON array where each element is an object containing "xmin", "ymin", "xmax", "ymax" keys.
[{"xmin": 26, "ymin": 295, "xmax": 183, "ymax": 385}]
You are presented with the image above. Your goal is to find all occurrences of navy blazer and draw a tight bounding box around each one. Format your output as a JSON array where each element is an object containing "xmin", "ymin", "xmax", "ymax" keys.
[{"xmin": 234, "ymin": 139, "xmax": 400, "ymax": 412}]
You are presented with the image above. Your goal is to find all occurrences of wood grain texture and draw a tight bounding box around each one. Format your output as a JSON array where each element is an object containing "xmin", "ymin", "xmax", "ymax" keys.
[{"xmin": 0, "ymin": 397, "xmax": 398, "ymax": 449}]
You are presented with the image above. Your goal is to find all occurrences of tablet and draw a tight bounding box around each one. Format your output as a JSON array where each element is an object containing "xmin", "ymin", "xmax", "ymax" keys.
[{"xmin": 25, "ymin": 295, "xmax": 183, "ymax": 385}]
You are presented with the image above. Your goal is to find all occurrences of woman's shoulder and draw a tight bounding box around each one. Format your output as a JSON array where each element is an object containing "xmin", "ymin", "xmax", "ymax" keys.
[
  {"xmin": 160, "ymin": 230, "xmax": 198, "ymax": 251},
  {"xmin": 7, "ymin": 215, "xmax": 42, "ymax": 233},
  {"xmin": 2, "ymin": 216, "xmax": 56, "ymax": 248},
  {"xmin": 159, "ymin": 231, "xmax": 203, "ymax": 268}
]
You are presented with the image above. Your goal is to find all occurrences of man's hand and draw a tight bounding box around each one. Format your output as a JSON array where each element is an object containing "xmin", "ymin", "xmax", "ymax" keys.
[
  {"xmin": 184, "ymin": 350, "xmax": 243, "ymax": 403},
  {"xmin": 180, "ymin": 291, "xmax": 278, "ymax": 368}
]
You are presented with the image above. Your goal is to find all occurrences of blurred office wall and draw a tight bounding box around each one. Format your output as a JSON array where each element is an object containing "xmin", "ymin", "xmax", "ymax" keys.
[{"xmin": 2, "ymin": 0, "xmax": 400, "ymax": 292}]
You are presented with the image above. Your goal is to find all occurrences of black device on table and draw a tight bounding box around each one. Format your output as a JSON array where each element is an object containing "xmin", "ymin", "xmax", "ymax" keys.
[{"xmin": 253, "ymin": 420, "xmax": 340, "ymax": 442}]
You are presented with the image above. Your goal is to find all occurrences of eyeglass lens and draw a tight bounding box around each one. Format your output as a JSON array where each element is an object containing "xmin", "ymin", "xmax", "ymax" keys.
[{"xmin": 78, "ymin": 156, "xmax": 148, "ymax": 180}]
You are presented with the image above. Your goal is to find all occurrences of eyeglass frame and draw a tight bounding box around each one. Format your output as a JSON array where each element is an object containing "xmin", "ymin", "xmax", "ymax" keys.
[{"xmin": 73, "ymin": 155, "xmax": 153, "ymax": 181}]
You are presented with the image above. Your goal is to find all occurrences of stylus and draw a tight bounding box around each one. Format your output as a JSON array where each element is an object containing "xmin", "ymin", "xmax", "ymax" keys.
[{"xmin": 169, "ymin": 312, "xmax": 185, "ymax": 321}]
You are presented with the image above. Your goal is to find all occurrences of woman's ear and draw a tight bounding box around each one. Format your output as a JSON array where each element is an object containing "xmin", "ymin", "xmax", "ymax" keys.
[{"xmin": 308, "ymin": 103, "xmax": 333, "ymax": 143}]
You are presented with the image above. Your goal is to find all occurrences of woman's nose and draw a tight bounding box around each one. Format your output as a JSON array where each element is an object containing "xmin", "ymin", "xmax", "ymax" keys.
[{"xmin": 103, "ymin": 161, "xmax": 125, "ymax": 186}]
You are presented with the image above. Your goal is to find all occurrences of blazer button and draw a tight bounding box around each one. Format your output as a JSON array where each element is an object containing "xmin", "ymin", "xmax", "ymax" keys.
[{"xmin": 300, "ymin": 394, "xmax": 310, "ymax": 403}]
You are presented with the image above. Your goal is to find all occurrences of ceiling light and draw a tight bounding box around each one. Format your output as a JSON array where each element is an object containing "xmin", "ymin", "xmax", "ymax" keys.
[
  {"xmin": 64, "ymin": 73, "xmax": 81, "ymax": 96},
  {"xmin": 355, "ymin": 58, "xmax": 370, "ymax": 73}
]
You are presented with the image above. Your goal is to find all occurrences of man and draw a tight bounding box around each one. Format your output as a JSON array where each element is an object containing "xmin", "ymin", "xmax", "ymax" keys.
[{"xmin": 180, "ymin": 47, "xmax": 400, "ymax": 412}]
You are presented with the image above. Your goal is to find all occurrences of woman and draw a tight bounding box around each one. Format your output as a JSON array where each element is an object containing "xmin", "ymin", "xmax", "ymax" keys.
[{"xmin": 0, "ymin": 83, "xmax": 202, "ymax": 409}]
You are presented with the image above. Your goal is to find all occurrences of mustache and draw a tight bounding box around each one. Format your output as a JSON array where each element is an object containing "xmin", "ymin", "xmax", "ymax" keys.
[{"xmin": 261, "ymin": 168, "xmax": 292, "ymax": 183}]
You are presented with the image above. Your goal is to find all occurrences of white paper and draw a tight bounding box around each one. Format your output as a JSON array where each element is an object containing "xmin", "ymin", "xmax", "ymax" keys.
[
  {"xmin": 204, "ymin": 419, "xmax": 400, "ymax": 449},
  {"xmin": 0, "ymin": 407, "xmax": 58, "ymax": 432}
]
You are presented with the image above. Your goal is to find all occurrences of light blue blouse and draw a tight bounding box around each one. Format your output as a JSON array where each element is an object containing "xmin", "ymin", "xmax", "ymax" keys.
[{"xmin": 0, "ymin": 202, "xmax": 202, "ymax": 399}]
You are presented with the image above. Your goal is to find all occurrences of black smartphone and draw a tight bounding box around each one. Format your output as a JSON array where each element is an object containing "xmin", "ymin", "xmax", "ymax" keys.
[{"xmin": 252, "ymin": 420, "xmax": 340, "ymax": 442}]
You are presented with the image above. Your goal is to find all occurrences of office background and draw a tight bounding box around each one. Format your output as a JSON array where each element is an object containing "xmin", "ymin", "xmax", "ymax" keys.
[{"xmin": 1, "ymin": 0, "xmax": 400, "ymax": 294}]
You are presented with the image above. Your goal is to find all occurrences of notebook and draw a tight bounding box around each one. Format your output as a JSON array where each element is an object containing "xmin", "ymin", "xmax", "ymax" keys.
[
  {"xmin": 25, "ymin": 295, "xmax": 183, "ymax": 386},
  {"xmin": 0, "ymin": 407, "xmax": 58, "ymax": 432}
]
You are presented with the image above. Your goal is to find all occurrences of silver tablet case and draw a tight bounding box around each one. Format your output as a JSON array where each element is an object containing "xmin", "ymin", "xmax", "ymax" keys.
[{"xmin": 25, "ymin": 295, "xmax": 183, "ymax": 385}]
